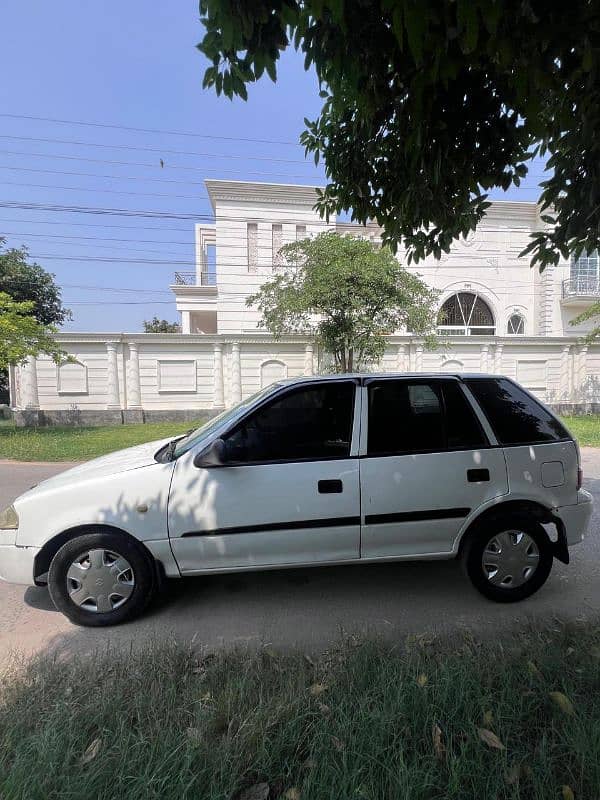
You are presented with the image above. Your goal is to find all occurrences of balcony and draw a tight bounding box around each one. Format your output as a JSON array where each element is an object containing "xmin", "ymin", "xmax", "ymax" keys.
[
  {"xmin": 173, "ymin": 271, "xmax": 217, "ymax": 287},
  {"xmin": 561, "ymin": 277, "xmax": 600, "ymax": 307}
]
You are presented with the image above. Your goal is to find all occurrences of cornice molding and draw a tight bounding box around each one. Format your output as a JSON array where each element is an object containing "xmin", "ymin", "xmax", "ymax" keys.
[{"xmin": 205, "ymin": 179, "xmax": 322, "ymax": 212}]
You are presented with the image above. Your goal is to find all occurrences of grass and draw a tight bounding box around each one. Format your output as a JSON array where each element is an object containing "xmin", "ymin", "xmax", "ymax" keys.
[
  {"xmin": 0, "ymin": 414, "xmax": 597, "ymax": 462},
  {"xmin": 560, "ymin": 415, "xmax": 600, "ymax": 448},
  {"xmin": 0, "ymin": 418, "xmax": 209, "ymax": 462},
  {"xmin": 1, "ymin": 629, "xmax": 600, "ymax": 799}
]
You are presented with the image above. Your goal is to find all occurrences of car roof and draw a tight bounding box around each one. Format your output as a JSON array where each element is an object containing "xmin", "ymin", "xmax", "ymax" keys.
[{"xmin": 277, "ymin": 372, "xmax": 504, "ymax": 385}]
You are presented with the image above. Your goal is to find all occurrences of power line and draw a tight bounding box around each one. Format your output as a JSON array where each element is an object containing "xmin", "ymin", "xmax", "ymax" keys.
[
  {"xmin": 0, "ymin": 112, "xmax": 302, "ymax": 146},
  {"xmin": 0, "ymin": 133, "xmax": 315, "ymax": 165},
  {"xmin": 0, "ymin": 230, "xmax": 194, "ymax": 247}
]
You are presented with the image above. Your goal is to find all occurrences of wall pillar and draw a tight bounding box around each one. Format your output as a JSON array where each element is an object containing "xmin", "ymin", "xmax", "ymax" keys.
[
  {"xmin": 414, "ymin": 342, "xmax": 423, "ymax": 373},
  {"xmin": 560, "ymin": 345, "xmax": 572, "ymax": 400},
  {"xmin": 576, "ymin": 344, "xmax": 589, "ymax": 401},
  {"xmin": 106, "ymin": 341, "xmax": 121, "ymax": 409},
  {"xmin": 213, "ymin": 343, "xmax": 225, "ymax": 408},
  {"xmin": 480, "ymin": 343, "xmax": 490, "ymax": 373},
  {"xmin": 397, "ymin": 343, "xmax": 408, "ymax": 372},
  {"xmin": 494, "ymin": 343, "xmax": 503, "ymax": 373},
  {"xmin": 22, "ymin": 356, "xmax": 39, "ymax": 409},
  {"xmin": 231, "ymin": 342, "xmax": 242, "ymax": 404},
  {"xmin": 181, "ymin": 311, "xmax": 191, "ymax": 335},
  {"xmin": 303, "ymin": 343, "xmax": 314, "ymax": 376},
  {"xmin": 127, "ymin": 342, "xmax": 142, "ymax": 409}
]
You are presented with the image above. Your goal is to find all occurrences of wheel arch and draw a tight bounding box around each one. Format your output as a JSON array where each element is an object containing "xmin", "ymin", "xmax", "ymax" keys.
[
  {"xmin": 456, "ymin": 499, "xmax": 569, "ymax": 564},
  {"xmin": 33, "ymin": 524, "xmax": 161, "ymax": 586}
]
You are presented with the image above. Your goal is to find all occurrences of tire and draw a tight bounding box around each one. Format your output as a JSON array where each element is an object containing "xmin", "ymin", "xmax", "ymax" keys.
[
  {"xmin": 48, "ymin": 530, "xmax": 156, "ymax": 626},
  {"xmin": 463, "ymin": 513, "xmax": 553, "ymax": 603}
]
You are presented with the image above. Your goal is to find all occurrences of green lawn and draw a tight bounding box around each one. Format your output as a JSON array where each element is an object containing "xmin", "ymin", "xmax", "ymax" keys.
[
  {"xmin": 1, "ymin": 629, "xmax": 600, "ymax": 799},
  {"xmin": 560, "ymin": 415, "xmax": 600, "ymax": 448},
  {"xmin": 0, "ymin": 414, "xmax": 598, "ymax": 462},
  {"xmin": 0, "ymin": 419, "xmax": 207, "ymax": 462}
]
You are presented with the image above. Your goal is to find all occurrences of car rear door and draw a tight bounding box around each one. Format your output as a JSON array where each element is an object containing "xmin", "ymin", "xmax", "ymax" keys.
[
  {"xmin": 359, "ymin": 377, "xmax": 508, "ymax": 559},
  {"xmin": 168, "ymin": 380, "xmax": 362, "ymax": 573}
]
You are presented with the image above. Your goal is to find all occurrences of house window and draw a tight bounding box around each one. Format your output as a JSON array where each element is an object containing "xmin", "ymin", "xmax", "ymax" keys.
[
  {"xmin": 296, "ymin": 224, "xmax": 307, "ymax": 240},
  {"xmin": 272, "ymin": 223, "xmax": 283, "ymax": 266},
  {"xmin": 437, "ymin": 292, "xmax": 495, "ymax": 336},
  {"xmin": 570, "ymin": 251, "xmax": 599, "ymax": 290},
  {"xmin": 507, "ymin": 313, "xmax": 525, "ymax": 335},
  {"xmin": 247, "ymin": 223, "xmax": 258, "ymax": 272}
]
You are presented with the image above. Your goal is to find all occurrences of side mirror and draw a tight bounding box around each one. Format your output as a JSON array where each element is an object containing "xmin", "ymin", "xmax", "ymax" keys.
[{"xmin": 193, "ymin": 438, "xmax": 227, "ymax": 468}]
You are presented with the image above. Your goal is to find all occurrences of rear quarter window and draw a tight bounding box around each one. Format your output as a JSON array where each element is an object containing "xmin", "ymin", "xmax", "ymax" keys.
[{"xmin": 464, "ymin": 378, "xmax": 570, "ymax": 446}]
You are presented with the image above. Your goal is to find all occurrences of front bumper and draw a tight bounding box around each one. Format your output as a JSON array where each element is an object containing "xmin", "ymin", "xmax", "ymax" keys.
[
  {"xmin": 0, "ymin": 532, "xmax": 38, "ymax": 585},
  {"xmin": 555, "ymin": 489, "xmax": 594, "ymax": 547}
]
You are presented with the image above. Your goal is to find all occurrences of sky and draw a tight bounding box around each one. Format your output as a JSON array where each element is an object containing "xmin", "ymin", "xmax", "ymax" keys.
[{"xmin": 0, "ymin": 1, "xmax": 546, "ymax": 332}]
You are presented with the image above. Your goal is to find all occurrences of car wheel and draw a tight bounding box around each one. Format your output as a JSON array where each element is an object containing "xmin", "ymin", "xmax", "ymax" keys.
[
  {"xmin": 464, "ymin": 514, "xmax": 553, "ymax": 603},
  {"xmin": 48, "ymin": 530, "xmax": 156, "ymax": 626}
]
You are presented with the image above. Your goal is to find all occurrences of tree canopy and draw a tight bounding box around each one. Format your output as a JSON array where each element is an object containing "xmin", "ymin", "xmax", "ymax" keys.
[
  {"xmin": 198, "ymin": 1, "xmax": 600, "ymax": 270},
  {"xmin": 247, "ymin": 232, "xmax": 437, "ymax": 371},
  {"xmin": 0, "ymin": 293, "xmax": 65, "ymax": 370},
  {"xmin": 143, "ymin": 317, "xmax": 181, "ymax": 333},
  {"xmin": 0, "ymin": 238, "xmax": 70, "ymax": 325}
]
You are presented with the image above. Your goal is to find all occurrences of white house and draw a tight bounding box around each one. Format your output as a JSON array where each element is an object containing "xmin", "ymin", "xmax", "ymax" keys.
[{"xmin": 10, "ymin": 179, "xmax": 600, "ymax": 425}]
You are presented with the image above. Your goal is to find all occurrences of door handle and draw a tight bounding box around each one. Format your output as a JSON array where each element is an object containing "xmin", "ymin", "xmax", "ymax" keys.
[
  {"xmin": 318, "ymin": 479, "xmax": 343, "ymax": 494},
  {"xmin": 467, "ymin": 468, "xmax": 490, "ymax": 483}
]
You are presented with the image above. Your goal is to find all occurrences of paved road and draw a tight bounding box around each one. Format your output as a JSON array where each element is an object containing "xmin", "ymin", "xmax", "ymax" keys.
[{"xmin": 0, "ymin": 453, "xmax": 599, "ymax": 661}]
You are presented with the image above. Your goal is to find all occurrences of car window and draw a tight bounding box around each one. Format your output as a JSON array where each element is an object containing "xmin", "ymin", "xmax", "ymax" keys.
[
  {"xmin": 223, "ymin": 381, "xmax": 356, "ymax": 463},
  {"xmin": 367, "ymin": 379, "xmax": 487, "ymax": 455},
  {"xmin": 464, "ymin": 378, "xmax": 570, "ymax": 445}
]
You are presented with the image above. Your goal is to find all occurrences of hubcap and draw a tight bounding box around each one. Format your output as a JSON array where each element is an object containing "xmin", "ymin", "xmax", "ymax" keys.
[
  {"xmin": 482, "ymin": 530, "xmax": 540, "ymax": 589},
  {"xmin": 66, "ymin": 549, "xmax": 135, "ymax": 613}
]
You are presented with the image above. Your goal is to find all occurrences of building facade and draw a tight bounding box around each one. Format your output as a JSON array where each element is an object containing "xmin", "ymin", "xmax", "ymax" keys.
[{"xmin": 10, "ymin": 180, "xmax": 600, "ymax": 425}]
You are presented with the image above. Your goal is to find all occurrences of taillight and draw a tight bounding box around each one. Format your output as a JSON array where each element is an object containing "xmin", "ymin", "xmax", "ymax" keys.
[{"xmin": 577, "ymin": 467, "xmax": 583, "ymax": 491}]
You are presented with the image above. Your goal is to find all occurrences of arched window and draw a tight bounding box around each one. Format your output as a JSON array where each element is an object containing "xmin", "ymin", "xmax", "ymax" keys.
[
  {"xmin": 507, "ymin": 313, "xmax": 525, "ymax": 335},
  {"xmin": 437, "ymin": 292, "xmax": 495, "ymax": 336}
]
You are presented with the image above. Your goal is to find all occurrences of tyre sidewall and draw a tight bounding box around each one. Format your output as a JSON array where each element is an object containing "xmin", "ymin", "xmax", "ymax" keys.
[
  {"xmin": 48, "ymin": 530, "xmax": 155, "ymax": 626},
  {"xmin": 464, "ymin": 514, "xmax": 553, "ymax": 603}
]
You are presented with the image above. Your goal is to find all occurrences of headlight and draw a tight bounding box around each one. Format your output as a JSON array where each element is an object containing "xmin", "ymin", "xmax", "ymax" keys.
[{"xmin": 0, "ymin": 505, "xmax": 19, "ymax": 530}]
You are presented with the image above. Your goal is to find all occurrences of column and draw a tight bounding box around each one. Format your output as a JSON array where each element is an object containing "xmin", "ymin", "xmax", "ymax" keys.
[
  {"xmin": 414, "ymin": 342, "xmax": 424, "ymax": 373},
  {"xmin": 480, "ymin": 343, "xmax": 490, "ymax": 373},
  {"xmin": 560, "ymin": 345, "xmax": 571, "ymax": 400},
  {"xmin": 576, "ymin": 344, "xmax": 589, "ymax": 401},
  {"xmin": 127, "ymin": 342, "xmax": 141, "ymax": 408},
  {"xmin": 213, "ymin": 343, "xmax": 225, "ymax": 408},
  {"xmin": 303, "ymin": 343, "xmax": 314, "ymax": 376},
  {"xmin": 494, "ymin": 343, "xmax": 503, "ymax": 374},
  {"xmin": 106, "ymin": 341, "xmax": 121, "ymax": 409},
  {"xmin": 181, "ymin": 311, "xmax": 191, "ymax": 334},
  {"xmin": 231, "ymin": 342, "xmax": 242, "ymax": 404},
  {"xmin": 22, "ymin": 356, "xmax": 39, "ymax": 409},
  {"xmin": 397, "ymin": 343, "xmax": 408, "ymax": 372}
]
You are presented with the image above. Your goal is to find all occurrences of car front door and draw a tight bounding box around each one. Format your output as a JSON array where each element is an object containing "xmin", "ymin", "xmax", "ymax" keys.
[
  {"xmin": 168, "ymin": 380, "xmax": 361, "ymax": 573},
  {"xmin": 360, "ymin": 377, "xmax": 509, "ymax": 559}
]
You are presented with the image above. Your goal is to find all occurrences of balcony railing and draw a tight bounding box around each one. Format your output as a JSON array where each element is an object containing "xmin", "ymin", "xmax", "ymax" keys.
[
  {"xmin": 173, "ymin": 271, "xmax": 217, "ymax": 286},
  {"xmin": 562, "ymin": 277, "xmax": 600, "ymax": 298}
]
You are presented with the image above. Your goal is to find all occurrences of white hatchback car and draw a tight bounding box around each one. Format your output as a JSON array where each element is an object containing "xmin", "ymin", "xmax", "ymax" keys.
[{"xmin": 0, "ymin": 374, "xmax": 593, "ymax": 626}]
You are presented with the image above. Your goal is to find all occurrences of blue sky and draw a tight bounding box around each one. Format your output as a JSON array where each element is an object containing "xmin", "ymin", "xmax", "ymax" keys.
[{"xmin": 0, "ymin": 1, "xmax": 545, "ymax": 332}]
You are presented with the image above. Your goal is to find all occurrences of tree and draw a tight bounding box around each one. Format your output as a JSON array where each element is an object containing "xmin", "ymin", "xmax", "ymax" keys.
[
  {"xmin": 143, "ymin": 317, "xmax": 181, "ymax": 333},
  {"xmin": 247, "ymin": 232, "xmax": 437, "ymax": 371},
  {"xmin": 0, "ymin": 293, "xmax": 65, "ymax": 370},
  {"xmin": 198, "ymin": 1, "xmax": 600, "ymax": 270},
  {"xmin": 0, "ymin": 238, "xmax": 70, "ymax": 325}
]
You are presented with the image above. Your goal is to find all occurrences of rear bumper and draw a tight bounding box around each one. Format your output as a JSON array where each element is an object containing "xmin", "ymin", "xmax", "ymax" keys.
[
  {"xmin": 555, "ymin": 489, "xmax": 593, "ymax": 548},
  {"xmin": 0, "ymin": 533, "xmax": 38, "ymax": 585}
]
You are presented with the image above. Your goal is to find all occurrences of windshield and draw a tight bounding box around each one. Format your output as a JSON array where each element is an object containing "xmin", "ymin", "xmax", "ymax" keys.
[{"xmin": 172, "ymin": 384, "xmax": 282, "ymax": 458}]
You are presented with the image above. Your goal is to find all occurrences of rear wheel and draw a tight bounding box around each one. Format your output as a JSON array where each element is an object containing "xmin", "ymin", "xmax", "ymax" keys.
[
  {"xmin": 464, "ymin": 514, "xmax": 553, "ymax": 602},
  {"xmin": 48, "ymin": 530, "xmax": 156, "ymax": 626}
]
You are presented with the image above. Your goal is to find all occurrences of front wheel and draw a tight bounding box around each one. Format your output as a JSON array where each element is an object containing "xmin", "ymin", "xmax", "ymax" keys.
[
  {"xmin": 48, "ymin": 530, "xmax": 156, "ymax": 626},
  {"xmin": 464, "ymin": 514, "xmax": 554, "ymax": 603}
]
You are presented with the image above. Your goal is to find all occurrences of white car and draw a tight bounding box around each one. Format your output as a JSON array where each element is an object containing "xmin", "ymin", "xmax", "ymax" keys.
[{"xmin": 0, "ymin": 374, "xmax": 593, "ymax": 626}]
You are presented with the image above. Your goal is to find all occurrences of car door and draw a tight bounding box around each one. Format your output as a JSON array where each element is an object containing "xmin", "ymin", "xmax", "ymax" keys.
[
  {"xmin": 168, "ymin": 379, "xmax": 361, "ymax": 573},
  {"xmin": 360, "ymin": 377, "xmax": 509, "ymax": 559}
]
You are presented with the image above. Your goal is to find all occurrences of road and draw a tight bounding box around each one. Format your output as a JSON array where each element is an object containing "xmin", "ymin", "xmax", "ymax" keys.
[{"xmin": 0, "ymin": 452, "xmax": 599, "ymax": 661}]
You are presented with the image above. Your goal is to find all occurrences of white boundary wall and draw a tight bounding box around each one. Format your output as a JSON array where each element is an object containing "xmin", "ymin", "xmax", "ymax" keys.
[{"xmin": 10, "ymin": 333, "xmax": 600, "ymax": 425}]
